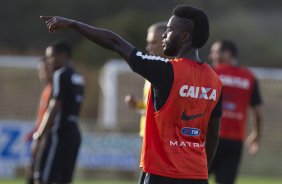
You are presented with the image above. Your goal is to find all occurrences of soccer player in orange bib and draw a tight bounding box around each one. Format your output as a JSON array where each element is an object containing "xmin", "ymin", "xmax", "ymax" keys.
[
  {"xmin": 209, "ymin": 40, "xmax": 262, "ymax": 184},
  {"xmin": 41, "ymin": 5, "xmax": 222, "ymax": 184},
  {"xmin": 25, "ymin": 57, "xmax": 52, "ymax": 184}
]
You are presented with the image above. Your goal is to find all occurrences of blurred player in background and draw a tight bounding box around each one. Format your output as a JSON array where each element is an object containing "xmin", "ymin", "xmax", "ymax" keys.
[
  {"xmin": 125, "ymin": 21, "xmax": 167, "ymax": 138},
  {"xmin": 25, "ymin": 57, "xmax": 52, "ymax": 184},
  {"xmin": 32, "ymin": 41, "xmax": 84, "ymax": 184},
  {"xmin": 209, "ymin": 40, "xmax": 262, "ymax": 184},
  {"xmin": 124, "ymin": 21, "xmax": 168, "ymax": 184},
  {"xmin": 41, "ymin": 5, "xmax": 222, "ymax": 184}
]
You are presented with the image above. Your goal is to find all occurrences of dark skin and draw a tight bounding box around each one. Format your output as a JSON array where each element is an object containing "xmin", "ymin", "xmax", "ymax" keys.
[
  {"xmin": 206, "ymin": 117, "xmax": 221, "ymax": 168},
  {"xmin": 40, "ymin": 15, "xmax": 220, "ymax": 169}
]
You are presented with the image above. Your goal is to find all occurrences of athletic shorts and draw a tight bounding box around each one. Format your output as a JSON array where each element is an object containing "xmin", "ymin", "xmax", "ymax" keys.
[
  {"xmin": 209, "ymin": 138, "xmax": 243, "ymax": 184},
  {"xmin": 139, "ymin": 171, "xmax": 147, "ymax": 184},
  {"xmin": 139, "ymin": 171, "xmax": 208, "ymax": 184},
  {"xmin": 34, "ymin": 125, "xmax": 81, "ymax": 184}
]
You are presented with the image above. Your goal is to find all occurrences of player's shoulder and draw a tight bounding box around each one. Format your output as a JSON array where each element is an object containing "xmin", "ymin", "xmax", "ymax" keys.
[
  {"xmin": 53, "ymin": 66, "xmax": 68, "ymax": 81},
  {"xmin": 235, "ymin": 65, "xmax": 256, "ymax": 79},
  {"xmin": 54, "ymin": 66, "xmax": 77, "ymax": 82},
  {"xmin": 62, "ymin": 65, "xmax": 81, "ymax": 77},
  {"xmin": 216, "ymin": 64, "xmax": 255, "ymax": 78},
  {"xmin": 65, "ymin": 66, "xmax": 85, "ymax": 86},
  {"xmin": 133, "ymin": 49, "xmax": 169, "ymax": 63},
  {"xmin": 203, "ymin": 62, "xmax": 220, "ymax": 76},
  {"xmin": 199, "ymin": 63, "xmax": 223, "ymax": 86},
  {"xmin": 209, "ymin": 65, "xmax": 223, "ymax": 85}
]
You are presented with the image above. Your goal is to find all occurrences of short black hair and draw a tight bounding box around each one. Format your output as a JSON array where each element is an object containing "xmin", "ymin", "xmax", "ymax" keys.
[
  {"xmin": 219, "ymin": 40, "xmax": 238, "ymax": 57},
  {"xmin": 172, "ymin": 5, "xmax": 209, "ymax": 48},
  {"xmin": 49, "ymin": 40, "xmax": 72, "ymax": 58}
]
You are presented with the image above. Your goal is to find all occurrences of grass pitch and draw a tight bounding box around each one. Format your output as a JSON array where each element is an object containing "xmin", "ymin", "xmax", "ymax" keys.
[{"xmin": 0, "ymin": 175, "xmax": 281, "ymax": 184}]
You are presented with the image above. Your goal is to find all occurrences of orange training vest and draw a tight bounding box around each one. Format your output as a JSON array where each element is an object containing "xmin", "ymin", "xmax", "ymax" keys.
[{"xmin": 140, "ymin": 58, "xmax": 222, "ymax": 179}]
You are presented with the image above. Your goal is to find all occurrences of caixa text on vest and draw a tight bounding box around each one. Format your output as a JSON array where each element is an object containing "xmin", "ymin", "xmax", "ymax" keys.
[{"xmin": 179, "ymin": 85, "xmax": 217, "ymax": 101}]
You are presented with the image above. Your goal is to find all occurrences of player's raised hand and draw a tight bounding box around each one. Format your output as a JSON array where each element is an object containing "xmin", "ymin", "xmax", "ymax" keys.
[{"xmin": 40, "ymin": 16, "xmax": 74, "ymax": 33}]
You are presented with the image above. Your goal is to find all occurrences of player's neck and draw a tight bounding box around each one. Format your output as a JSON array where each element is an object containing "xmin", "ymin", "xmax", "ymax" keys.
[{"xmin": 177, "ymin": 47, "xmax": 201, "ymax": 62}]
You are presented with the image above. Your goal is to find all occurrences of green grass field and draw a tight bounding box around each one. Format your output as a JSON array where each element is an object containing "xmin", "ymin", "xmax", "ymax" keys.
[
  {"xmin": 1, "ymin": 176, "xmax": 282, "ymax": 184},
  {"xmin": 209, "ymin": 175, "xmax": 282, "ymax": 184}
]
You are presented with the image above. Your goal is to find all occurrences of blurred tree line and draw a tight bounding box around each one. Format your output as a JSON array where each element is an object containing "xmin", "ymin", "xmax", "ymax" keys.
[{"xmin": 1, "ymin": 0, "xmax": 281, "ymax": 67}]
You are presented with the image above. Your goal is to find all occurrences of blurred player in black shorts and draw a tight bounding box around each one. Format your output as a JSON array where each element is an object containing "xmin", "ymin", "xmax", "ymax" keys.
[{"xmin": 33, "ymin": 41, "xmax": 84, "ymax": 184}]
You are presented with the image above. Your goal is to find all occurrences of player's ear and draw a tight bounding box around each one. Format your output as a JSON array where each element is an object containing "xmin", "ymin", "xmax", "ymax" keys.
[{"xmin": 181, "ymin": 32, "xmax": 191, "ymax": 43}]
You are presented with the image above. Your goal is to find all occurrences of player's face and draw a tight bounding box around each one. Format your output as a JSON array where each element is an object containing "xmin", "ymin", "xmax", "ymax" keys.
[
  {"xmin": 45, "ymin": 61, "xmax": 53, "ymax": 82},
  {"xmin": 38, "ymin": 61, "xmax": 53, "ymax": 82},
  {"xmin": 162, "ymin": 16, "xmax": 184, "ymax": 57},
  {"xmin": 45, "ymin": 46, "xmax": 57, "ymax": 70},
  {"xmin": 37, "ymin": 62, "xmax": 46, "ymax": 81},
  {"xmin": 45, "ymin": 46, "xmax": 64, "ymax": 70},
  {"xmin": 209, "ymin": 42, "xmax": 221, "ymax": 65},
  {"xmin": 146, "ymin": 29, "xmax": 164, "ymax": 57},
  {"xmin": 209, "ymin": 42, "xmax": 232, "ymax": 66}
]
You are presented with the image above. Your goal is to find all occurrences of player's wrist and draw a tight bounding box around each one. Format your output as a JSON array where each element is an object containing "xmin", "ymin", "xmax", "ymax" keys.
[
  {"xmin": 251, "ymin": 131, "xmax": 259, "ymax": 139},
  {"xmin": 32, "ymin": 132, "xmax": 41, "ymax": 141}
]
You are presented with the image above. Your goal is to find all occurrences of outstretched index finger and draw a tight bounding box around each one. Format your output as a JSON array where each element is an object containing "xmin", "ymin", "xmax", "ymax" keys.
[{"xmin": 40, "ymin": 16, "xmax": 54, "ymax": 22}]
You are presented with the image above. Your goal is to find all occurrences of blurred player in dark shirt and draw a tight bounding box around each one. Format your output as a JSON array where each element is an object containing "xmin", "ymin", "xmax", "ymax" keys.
[{"xmin": 32, "ymin": 41, "xmax": 84, "ymax": 184}]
